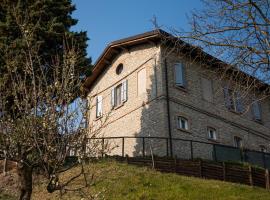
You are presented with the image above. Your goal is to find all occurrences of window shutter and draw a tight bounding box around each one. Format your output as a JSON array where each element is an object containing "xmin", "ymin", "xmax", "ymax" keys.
[
  {"xmin": 111, "ymin": 88, "xmax": 115, "ymax": 108},
  {"xmin": 122, "ymin": 80, "xmax": 128, "ymax": 102},
  {"xmin": 252, "ymin": 101, "xmax": 262, "ymax": 121},
  {"xmin": 223, "ymin": 86, "xmax": 231, "ymax": 109},
  {"xmin": 175, "ymin": 63, "xmax": 185, "ymax": 87},
  {"xmin": 236, "ymin": 92, "xmax": 244, "ymax": 113},
  {"xmin": 138, "ymin": 68, "xmax": 146, "ymax": 95},
  {"xmin": 201, "ymin": 77, "xmax": 213, "ymax": 102},
  {"xmin": 96, "ymin": 95, "xmax": 102, "ymax": 117}
]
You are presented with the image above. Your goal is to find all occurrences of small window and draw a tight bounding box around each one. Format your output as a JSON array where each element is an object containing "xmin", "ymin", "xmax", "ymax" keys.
[
  {"xmin": 207, "ymin": 127, "xmax": 217, "ymax": 140},
  {"xmin": 260, "ymin": 145, "xmax": 267, "ymax": 153},
  {"xmin": 175, "ymin": 63, "xmax": 186, "ymax": 87},
  {"xmin": 116, "ymin": 63, "xmax": 123, "ymax": 75},
  {"xmin": 177, "ymin": 116, "xmax": 188, "ymax": 130},
  {"xmin": 234, "ymin": 136, "xmax": 242, "ymax": 148}
]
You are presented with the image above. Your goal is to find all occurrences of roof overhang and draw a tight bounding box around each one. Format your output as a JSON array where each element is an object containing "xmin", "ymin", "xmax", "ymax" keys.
[
  {"xmin": 81, "ymin": 29, "xmax": 270, "ymax": 96},
  {"xmin": 81, "ymin": 30, "xmax": 167, "ymax": 95}
]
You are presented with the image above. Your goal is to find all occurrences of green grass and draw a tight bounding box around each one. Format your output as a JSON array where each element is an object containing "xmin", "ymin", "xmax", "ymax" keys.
[{"xmin": 2, "ymin": 160, "xmax": 270, "ymax": 199}]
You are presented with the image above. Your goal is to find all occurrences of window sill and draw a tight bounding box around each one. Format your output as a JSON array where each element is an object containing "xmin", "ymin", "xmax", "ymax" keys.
[
  {"xmin": 95, "ymin": 116, "xmax": 103, "ymax": 121},
  {"xmin": 252, "ymin": 119, "xmax": 263, "ymax": 125},
  {"xmin": 113, "ymin": 102, "xmax": 126, "ymax": 110},
  {"xmin": 177, "ymin": 128, "xmax": 192, "ymax": 134},
  {"xmin": 207, "ymin": 138, "xmax": 219, "ymax": 143},
  {"xmin": 174, "ymin": 85, "xmax": 188, "ymax": 93},
  {"xmin": 227, "ymin": 108, "xmax": 242, "ymax": 115}
]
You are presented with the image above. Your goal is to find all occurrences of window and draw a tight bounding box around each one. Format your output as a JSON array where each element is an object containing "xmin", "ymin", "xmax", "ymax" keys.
[
  {"xmin": 252, "ymin": 100, "xmax": 262, "ymax": 121},
  {"xmin": 116, "ymin": 63, "xmax": 123, "ymax": 75},
  {"xmin": 260, "ymin": 145, "xmax": 267, "ymax": 153},
  {"xmin": 201, "ymin": 77, "xmax": 213, "ymax": 102},
  {"xmin": 96, "ymin": 95, "xmax": 103, "ymax": 118},
  {"xmin": 234, "ymin": 136, "xmax": 242, "ymax": 148},
  {"xmin": 207, "ymin": 127, "xmax": 217, "ymax": 140},
  {"xmin": 137, "ymin": 68, "xmax": 146, "ymax": 95},
  {"xmin": 175, "ymin": 63, "xmax": 186, "ymax": 87},
  {"xmin": 111, "ymin": 80, "xmax": 128, "ymax": 108},
  {"xmin": 177, "ymin": 116, "xmax": 188, "ymax": 130},
  {"xmin": 224, "ymin": 86, "xmax": 243, "ymax": 113}
]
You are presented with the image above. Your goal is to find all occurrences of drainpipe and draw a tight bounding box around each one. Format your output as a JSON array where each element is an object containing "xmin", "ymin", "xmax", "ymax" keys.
[{"xmin": 164, "ymin": 58, "xmax": 173, "ymax": 157}]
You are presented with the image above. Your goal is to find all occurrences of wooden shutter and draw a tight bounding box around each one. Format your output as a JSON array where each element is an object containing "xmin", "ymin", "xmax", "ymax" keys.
[
  {"xmin": 252, "ymin": 100, "xmax": 262, "ymax": 121},
  {"xmin": 122, "ymin": 80, "xmax": 128, "ymax": 102},
  {"xmin": 175, "ymin": 63, "xmax": 185, "ymax": 87},
  {"xmin": 111, "ymin": 88, "xmax": 115, "ymax": 108},
  {"xmin": 96, "ymin": 95, "xmax": 102, "ymax": 117},
  {"xmin": 138, "ymin": 68, "xmax": 146, "ymax": 95},
  {"xmin": 201, "ymin": 77, "xmax": 213, "ymax": 102}
]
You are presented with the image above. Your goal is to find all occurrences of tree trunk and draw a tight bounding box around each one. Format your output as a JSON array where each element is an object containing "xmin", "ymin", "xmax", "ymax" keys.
[
  {"xmin": 17, "ymin": 162, "xmax": 33, "ymax": 200},
  {"xmin": 3, "ymin": 157, "xmax": 7, "ymax": 176},
  {"xmin": 2, "ymin": 150, "xmax": 7, "ymax": 176}
]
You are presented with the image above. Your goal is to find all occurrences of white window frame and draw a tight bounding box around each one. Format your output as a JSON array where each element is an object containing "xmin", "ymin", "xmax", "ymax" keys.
[
  {"xmin": 177, "ymin": 116, "xmax": 189, "ymax": 130},
  {"xmin": 111, "ymin": 80, "xmax": 128, "ymax": 108},
  {"xmin": 207, "ymin": 127, "xmax": 217, "ymax": 141}
]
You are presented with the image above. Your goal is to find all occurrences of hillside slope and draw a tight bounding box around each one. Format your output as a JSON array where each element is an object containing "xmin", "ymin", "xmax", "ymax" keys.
[{"xmin": 1, "ymin": 160, "xmax": 270, "ymax": 200}]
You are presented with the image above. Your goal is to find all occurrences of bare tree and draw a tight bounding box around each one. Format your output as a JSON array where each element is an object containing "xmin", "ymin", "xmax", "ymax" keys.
[
  {"xmin": 0, "ymin": 10, "xmax": 112, "ymax": 200},
  {"xmin": 153, "ymin": 1, "xmax": 270, "ymax": 113},
  {"xmin": 187, "ymin": 0, "xmax": 269, "ymax": 90}
]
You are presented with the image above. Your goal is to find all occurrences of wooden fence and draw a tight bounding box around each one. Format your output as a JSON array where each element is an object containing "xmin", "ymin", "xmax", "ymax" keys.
[{"xmin": 114, "ymin": 156, "xmax": 270, "ymax": 189}]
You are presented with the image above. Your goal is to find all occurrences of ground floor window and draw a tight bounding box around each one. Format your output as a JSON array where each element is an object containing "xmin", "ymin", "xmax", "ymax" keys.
[
  {"xmin": 207, "ymin": 127, "xmax": 217, "ymax": 140},
  {"xmin": 177, "ymin": 116, "xmax": 189, "ymax": 130},
  {"xmin": 234, "ymin": 136, "xmax": 242, "ymax": 148},
  {"xmin": 260, "ymin": 145, "xmax": 267, "ymax": 153}
]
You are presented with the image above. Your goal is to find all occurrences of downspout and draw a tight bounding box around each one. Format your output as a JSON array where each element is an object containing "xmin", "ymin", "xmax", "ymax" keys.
[{"xmin": 164, "ymin": 58, "xmax": 173, "ymax": 157}]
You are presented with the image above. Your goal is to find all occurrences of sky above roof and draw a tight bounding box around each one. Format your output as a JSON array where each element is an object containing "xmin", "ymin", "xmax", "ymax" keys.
[{"xmin": 71, "ymin": 0, "xmax": 203, "ymax": 63}]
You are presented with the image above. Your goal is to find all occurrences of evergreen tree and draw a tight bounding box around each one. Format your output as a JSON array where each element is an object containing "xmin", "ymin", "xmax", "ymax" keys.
[
  {"xmin": 0, "ymin": 1, "xmax": 92, "ymax": 199},
  {"xmin": 0, "ymin": 0, "xmax": 92, "ymax": 116}
]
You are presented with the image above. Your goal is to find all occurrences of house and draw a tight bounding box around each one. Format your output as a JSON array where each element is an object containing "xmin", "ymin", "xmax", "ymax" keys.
[{"xmin": 82, "ymin": 29, "xmax": 270, "ymax": 161}]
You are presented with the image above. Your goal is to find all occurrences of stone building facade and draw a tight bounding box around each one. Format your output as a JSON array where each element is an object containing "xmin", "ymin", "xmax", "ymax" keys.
[{"xmin": 82, "ymin": 30, "xmax": 270, "ymax": 158}]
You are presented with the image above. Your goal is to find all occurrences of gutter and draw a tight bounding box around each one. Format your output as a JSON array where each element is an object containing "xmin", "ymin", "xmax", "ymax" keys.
[{"xmin": 164, "ymin": 58, "xmax": 173, "ymax": 157}]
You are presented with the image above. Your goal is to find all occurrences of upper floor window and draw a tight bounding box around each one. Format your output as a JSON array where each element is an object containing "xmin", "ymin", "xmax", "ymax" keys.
[
  {"xmin": 251, "ymin": 100, "xmax": 262, "ymax": 122},
  {"xmin": 201, "ymin": 77, "xmax": 213, "ymax": 102},
  {"xmin": 96, "ymin": 95, "xmax": 103, "ymax": 118},
  {"xmin": 175, "ymin": 63, "xmax": 186, "ymax": 87},
  {"xmin": 224, "ymin": 86, "xmax": 244, "ymax": 113},
  {"xmin": 116, "ymin": 63, "xmax": 123, "ymax": 75},
  {"xmin": 137, "ymin": 68, "xmax": 146, "ymax": 95},
  {"xmin": 234, "ymin": 136, "xmax": 242, "ymax": 148},
  {"xmin": 111, "ymin": 80, "xmax": 128, "ymax": 108},
  {"xmin": 177, "ymin": 116, "xmax": 189, "ymax": 130},
  {"xmin": 207, "ymin": 127, "xmax": 217, "ymax": 140}
]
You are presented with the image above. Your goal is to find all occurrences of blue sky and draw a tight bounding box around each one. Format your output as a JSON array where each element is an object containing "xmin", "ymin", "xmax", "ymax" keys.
[{"xmin": 71, "ymin": 0, "xmax": 203, "ymax": 63}]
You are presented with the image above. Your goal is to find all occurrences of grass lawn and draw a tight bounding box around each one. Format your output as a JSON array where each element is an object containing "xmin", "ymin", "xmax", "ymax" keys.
[{"xmin": 1, "ymin": 159, "xmax": 270, "ymax": 200}]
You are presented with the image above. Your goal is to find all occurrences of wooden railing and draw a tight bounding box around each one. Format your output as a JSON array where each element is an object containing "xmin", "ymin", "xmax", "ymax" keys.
[
  {"xmin": 88, "ymin": 136, "xmax": 270, "ymax": 169},
  {"xmin": 113, "ymin": 156, "xmax": 270, "ymax": 189}
]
